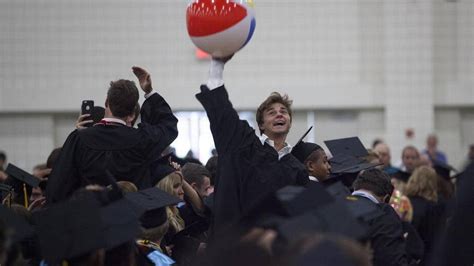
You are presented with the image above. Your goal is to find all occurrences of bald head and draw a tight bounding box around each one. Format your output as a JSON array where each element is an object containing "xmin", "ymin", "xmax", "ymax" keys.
[{"xmin": 374, "ymin": 143, "xmax": 391, "ymax": 167}]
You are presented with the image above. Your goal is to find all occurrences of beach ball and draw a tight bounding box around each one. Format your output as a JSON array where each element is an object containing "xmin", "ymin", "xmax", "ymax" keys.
[{"xmin": 186, "ymin": 0, "xmax": 256, "ymax": 57}]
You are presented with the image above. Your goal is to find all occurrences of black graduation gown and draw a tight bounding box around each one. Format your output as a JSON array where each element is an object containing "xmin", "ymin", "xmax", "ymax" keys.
[
  {"xmin": 356, "ymin": 197, "xmax": 409, "ymax": 266},
  {"xmin": 433, "ymin": 162, "xmax": 474, "ymax": 266},
  {"xmin": 46, "ymin": 93, "xmax": 178, "ymax": 203},
  {"xmin": 195, "ymin": 85, "xmax": 308, "ymax": 233},
  {"xmin": 409, "ymin": 196, "xmax": 443, "ymax": 265}
]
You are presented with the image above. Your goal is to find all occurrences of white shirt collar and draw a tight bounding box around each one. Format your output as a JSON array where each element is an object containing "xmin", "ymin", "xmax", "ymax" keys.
[
  {"xmin": 101, "ymin": 117, "xmax": 127, "ymax": 126},
  {"xmin": 309, "ymin": 176, "xmax": 319, "ymax": 182},
  {"xmin": 352, "ymin": 190, "xmax": 380, "ymax": 204},
  {"xmin": 258, "ymin": 134, "xmax": 292, "ymax": 160}
]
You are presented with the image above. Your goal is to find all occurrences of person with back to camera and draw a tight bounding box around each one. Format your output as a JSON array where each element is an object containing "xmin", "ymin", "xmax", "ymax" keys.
[{"xmin": 47, "ymin": 67, "xmax": 178, "ymax": 203}]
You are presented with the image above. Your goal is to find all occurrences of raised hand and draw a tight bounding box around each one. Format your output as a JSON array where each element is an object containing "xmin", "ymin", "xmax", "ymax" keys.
[
  {"xmin": 212, "ymin": 54, "xmax": 234, "ymax": 64},
  {"xmin": 76, "ymin": 114, "xmax": 94, "ymax": 129},
  {"xmin": 132, "ymin": 66, "xmax": 153, "ymax": 94}
]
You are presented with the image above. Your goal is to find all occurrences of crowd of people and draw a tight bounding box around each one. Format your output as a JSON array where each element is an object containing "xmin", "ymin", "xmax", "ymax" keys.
[{"xmin": 0, "ymin": 57, "xmax": 473, "ymax": 266}]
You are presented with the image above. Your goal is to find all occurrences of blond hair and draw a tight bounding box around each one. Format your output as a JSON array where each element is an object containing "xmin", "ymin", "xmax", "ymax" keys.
[
  {"xmin": 405, "ymin": 166, "xmax": 438, "ymax": 202},
  {"xmin": 156, "ymin": 171, "xmax": 185, "ymax": 232},
  {"xmin": 116, "ymin": 181, "xmax": 138, "ymax": 193},
  {"xmin": 139, "ymin": 220, "xmax": 170, "ymax": 244}
]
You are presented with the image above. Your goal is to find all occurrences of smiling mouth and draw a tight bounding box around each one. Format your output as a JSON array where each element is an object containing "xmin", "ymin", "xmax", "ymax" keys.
[{"xmin": 273, "ymin": 122, "xmax": 286, "ymax": 126}]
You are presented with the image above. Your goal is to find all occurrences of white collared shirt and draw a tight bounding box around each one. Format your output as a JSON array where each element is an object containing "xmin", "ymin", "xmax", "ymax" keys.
[
  {"xmin": 101, "ymin": 117, "xmax": 127, "ymax": 126},
  {"xmin": 352, "ymin": 189, "xmax": 380, "ymax": 204},
  {"xmin": 309, "ymin": 176, "xmax": 319, "ymax": 182},
  {"xmin": 258, "ymin": 134, "xmax": 292, "ymax": 160}
]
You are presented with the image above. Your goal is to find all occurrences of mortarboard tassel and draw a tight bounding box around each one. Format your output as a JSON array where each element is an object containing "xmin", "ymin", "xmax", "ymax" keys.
[{"xmin": 23, "ymin": 183, "xmax": 28, "ymax": 208}]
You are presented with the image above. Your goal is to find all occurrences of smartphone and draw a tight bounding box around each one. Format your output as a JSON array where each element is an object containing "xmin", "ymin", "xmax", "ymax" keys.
[
  {"xmin": 81, "ymin": 100, "xmax": 94, "ymax": 127},
  {"xmin": 81, "ymin": 100, "xmax": 94, "ymax": 115}
]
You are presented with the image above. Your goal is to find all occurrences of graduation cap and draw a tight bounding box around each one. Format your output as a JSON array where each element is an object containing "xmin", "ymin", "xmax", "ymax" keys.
[
  {"xmin": 325, "ymin": 181, "xmax": 351, "ymax": 199},
  {"xmin": 4, "ymin": 163, "xmax": 40, "ymax": 208},
  {"xmin": 291, "ymin": 127, "xmax": 322, "ymax": 163},
  {"xmin": 0, "ymin": 204, "xmax": 35, "ymax": 243},
  {"xmin": 241, "ymin": 182, "xmax": 335, "ymax": 228},
  {"xmin": 291, "ymin": 142, "xmax": 323, "ymax": 164},
  {"xmin": 33, "ymin": 192, "xmax": 142, "ymax": 262},
  {"xmin": 324, "ymin": 137, "xmax": 368, "ymax": 158},
  {"xmin": 100, "ymin": 198, "xmax": 142, "ymax": 249},
  {"xmin": 392, "ymin": 170, "xmax": 411, "ymax": 183},
  {"xmin": 125, "ymin": 187, "xmax": 182, "ymax": 229},
  {"xmin": 91, "ymin": 106, "xmax": 105, "ymax": 124},
  {"xmin": 32, "ymin": 197, "xmax": 105, "ymax": 262},
  {"xmin": 329, "ymin": 154, "xmax": 380, "ymax": 174},
  {"xmin": 150, "ymin": 155, "xmax": 177, "ymax": 186},
  {"xmin": 275, "ymin": 200, "xmax": 368, "ymax": 243},
  {"xmin": 432, "ymin": 160, "xmax": 458, "ymax": 180}
]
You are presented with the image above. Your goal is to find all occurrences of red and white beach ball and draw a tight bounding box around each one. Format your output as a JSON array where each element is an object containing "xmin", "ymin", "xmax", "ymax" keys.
[{"xmin": 186, "ymin": 0, "xmax": 256, "ymax": 57}]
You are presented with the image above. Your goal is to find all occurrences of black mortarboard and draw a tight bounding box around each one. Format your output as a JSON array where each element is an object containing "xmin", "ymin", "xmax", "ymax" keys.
[
  {"xmin": 5, "ymin": 163, "xmax": 39, "ymax": 188},
  {"xmin": 325, "ymin": 181, "xmax": 351, "ymax": 199},
  {"xmin": 392, "ymin": 170, "xmax": 411, "ymax": 183},
  {"xmin": 329, "ymin": 154, "xmax": 379, "ymax": 174},
  {"xmin": 150, "ymin": 155, "xmax": 176, "ymax": 186},
  {"xmin": 84, "ymin": 106, "xmax": 106, "ymax": 127},
  {"xmin": 432, "ymin": 160, "xmax": 457, "ymax": 180},
  {"xmin": 324, "ymin": 137, "xmax": 368, "ymax": 158},
  {"xmin": 241, "ymin": 182, "xmax": 335, "ymax": 228},
  {"xmin": 100, "ymin": 198, "xmax": 141, "ymax": 249},
  {"xmin": 4, "ymin": 163, "xmax": 40, "ymax": 207},
  {"xmin": 0, "ymin": 204, "xmax": 35, "ymax": 243},
  {"xmin": 32, "ymin": 197, "xmax": 105, "ymax": 262},
  {"xmin": 91, "ymin": 106, "xmax": 105, "ymax": 124},
  {"xmin": 276, "ymin": 200, "xmax": 368, "ymax": 242},
  {"xmin": 291, "ymin": 142, "xmax": 323, "ymax": 164},
  {"xmin": 125, "ymin": 187, "xmax": 181, "ymax": 229}
]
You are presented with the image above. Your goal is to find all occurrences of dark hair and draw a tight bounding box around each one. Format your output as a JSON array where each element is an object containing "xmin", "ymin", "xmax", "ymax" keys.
[
  {"xmin": 107, "ymin": 79, "xmax": 139, "ymax": 118},
  {"xmin": 205, "ymin": 156, "xmax": 218, "ymax": 186},
  {"xmin": 353, "ymin": 168, "xmax": 393, "ymax": 197},
  {"xmin": 0, "ymin": 151, "xmax": 6, "ymax": 162},
  {"xmin": 372, "ymin": 139, "xmax": 383, "ymax": 149},
  {"xmin": 182, "ymin": 163, "xmax": 211, "ymax": 186},
  {"xmin": 256, "ymin": 92, "xmax": 293, "ymax": 135},
  {"xmin": 46, "ymin": 148, "xmax": 62, "ymax": 169}
]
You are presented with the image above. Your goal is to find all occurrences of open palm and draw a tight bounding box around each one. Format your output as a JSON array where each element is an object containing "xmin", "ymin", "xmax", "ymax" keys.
[{"xmin": 132, "ymin": 66, "xmax": 152, "ymax": 94}]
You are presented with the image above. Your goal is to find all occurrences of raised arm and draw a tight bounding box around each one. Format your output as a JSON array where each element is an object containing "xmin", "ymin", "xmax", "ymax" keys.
[
  {"xmin": 132, "ymin": 66, "xmax": 178, "ymax": 155},
  {"xmin": 195, "ymin": 58, "xmax": 255, "ymax": 155}
]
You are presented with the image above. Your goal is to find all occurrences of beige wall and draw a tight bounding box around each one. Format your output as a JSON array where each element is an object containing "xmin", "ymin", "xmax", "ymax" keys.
[{"xmin": 0, "ymin": 0, "xmax": 473, "ymax": 171}]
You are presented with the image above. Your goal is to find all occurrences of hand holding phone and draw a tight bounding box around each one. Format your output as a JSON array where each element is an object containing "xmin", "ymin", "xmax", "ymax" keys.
[{"xmin": 79, "ymin": 100, "xmax": 95, "ymax": 128}]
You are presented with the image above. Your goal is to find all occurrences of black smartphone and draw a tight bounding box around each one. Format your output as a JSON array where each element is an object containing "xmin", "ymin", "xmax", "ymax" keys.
[{"xmin": 81, "ymin": 100, "xmax": 94, "ymax": 115}]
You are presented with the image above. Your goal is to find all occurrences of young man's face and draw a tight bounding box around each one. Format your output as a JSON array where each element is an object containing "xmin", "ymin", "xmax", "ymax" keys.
[
  {"xmin": 307, "ymin": 150, "xmax": 331, "ymax": 181},
  {"xmin": 259, "ymin": 103, "xmax": 291, "ymax": 138}
]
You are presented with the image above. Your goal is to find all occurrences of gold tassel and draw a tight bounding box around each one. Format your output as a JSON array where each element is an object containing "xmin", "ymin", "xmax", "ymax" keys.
[{"xmin": 23, "ymin": 183, "xmax": 28, "ymax": 208}]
